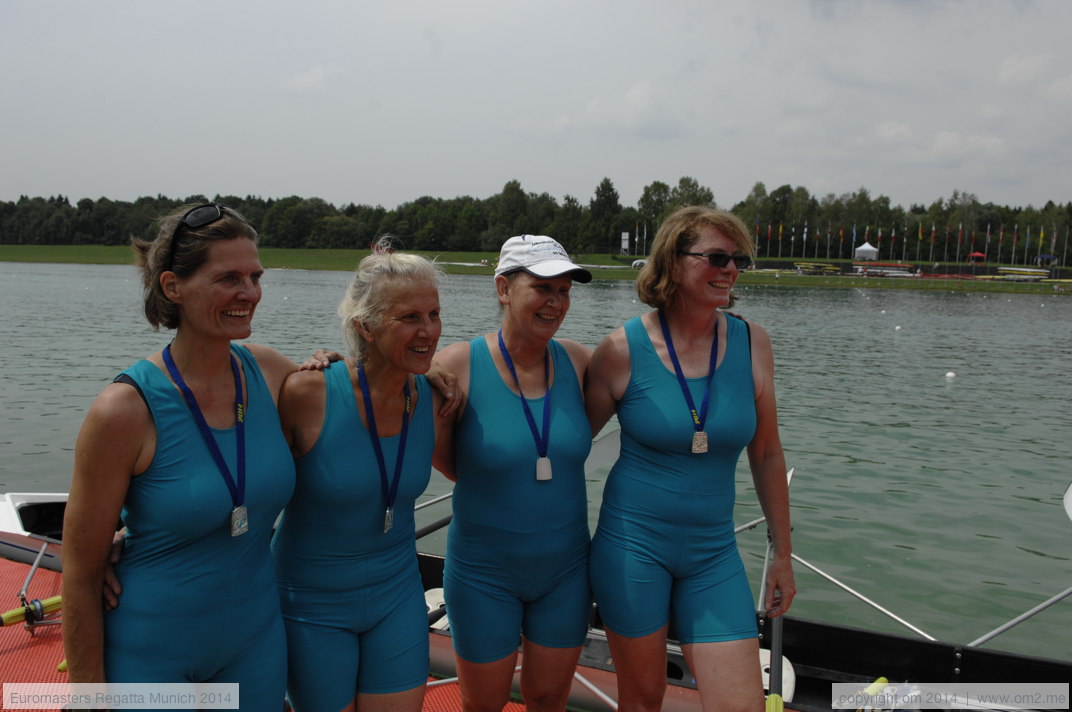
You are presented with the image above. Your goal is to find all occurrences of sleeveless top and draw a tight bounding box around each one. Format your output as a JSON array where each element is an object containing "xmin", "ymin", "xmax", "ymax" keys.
[
  {"xmin": 605, "ymin": 314, "xmax": 755, "ymax": 532},
  {"xmin": 452, "ymin": 337, "xmax": 590, "ymax": 533},
  {"xmin": 115, "ymin": 344, "xmax": 295, "ymax": 578},
  {"xmin": 272, "ymin": 361, "xmax": 434, "ymax": 590}
]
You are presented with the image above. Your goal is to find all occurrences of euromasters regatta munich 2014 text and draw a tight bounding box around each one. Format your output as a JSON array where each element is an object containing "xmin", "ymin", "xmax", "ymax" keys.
[{"xmin": 2, "ymin": 683, "xmax": 238, "ymax": 709}]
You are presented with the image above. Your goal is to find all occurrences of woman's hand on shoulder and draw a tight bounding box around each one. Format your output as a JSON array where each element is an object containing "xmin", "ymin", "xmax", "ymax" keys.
[
  {"xmin": 425, "ymin": 360, "xmax": 461, "ymax": 418},
  {"xmin": 431, "ymin": 342, "xmax": 470, "ymax": 419},
  {"xmin": 299, "ymin": 348, "xmax": 344, "ymax": 371}
]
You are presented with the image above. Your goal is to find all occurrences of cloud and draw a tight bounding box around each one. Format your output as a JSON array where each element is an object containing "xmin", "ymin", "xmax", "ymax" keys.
[
  {"xmin": 510, "ymin": 81, "xmax": 684, "ymax": 140},
  {"xmin": 996, "ymin": 54, "xmax": 1050, "ymax": 86},
  {"xmin": 874, "ymin": 121, "xmax": 914, "ymax": 143},
  {"xmin": 1043, "ymin": 75, "xmax": 1072, "ymax": 102},
  {"xmin": 283, "ymin": 65, "xmax": 343, "ymax": 93},
  {"xmin": 929, "ymin": 131, "xmax": 1005, "ymax": 158}
]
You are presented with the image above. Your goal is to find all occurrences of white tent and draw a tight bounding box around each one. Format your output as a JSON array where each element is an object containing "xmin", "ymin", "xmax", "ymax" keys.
[{"xmin": 854, "ymin": 241, "xmax": 878, "ymax": 260}]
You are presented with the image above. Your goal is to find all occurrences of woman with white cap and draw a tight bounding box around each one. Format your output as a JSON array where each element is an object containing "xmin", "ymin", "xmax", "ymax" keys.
[{"xmin": 434, "ymin": 235, "xmax": 594, "ymax": 712}]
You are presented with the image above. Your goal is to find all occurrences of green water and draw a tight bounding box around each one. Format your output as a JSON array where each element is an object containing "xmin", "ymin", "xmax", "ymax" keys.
[{"xmin": 2, "ymin": 262, "xmax": 1069, "ymax": 660}]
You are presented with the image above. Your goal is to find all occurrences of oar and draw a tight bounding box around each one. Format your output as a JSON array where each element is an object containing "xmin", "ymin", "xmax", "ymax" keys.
[
  {"xmin": 760, "ymin": 468, "xmax": 793, "ymax": 712},
  {"xmin": 0, "ymin": 595, "xmax": 62, "ymax": 627}
]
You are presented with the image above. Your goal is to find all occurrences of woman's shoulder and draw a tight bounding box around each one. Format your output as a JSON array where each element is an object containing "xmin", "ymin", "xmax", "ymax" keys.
[
  {"xmin": 433, "ymin": 340, "xmax": 471, "ymax": 373},
  {"xmin": 280, "ymin": 362, "xmax": 332, "ymax": 405},
  {"xmin": 86, "ymin": 378, "xmax": 155, "ymax": 436}
]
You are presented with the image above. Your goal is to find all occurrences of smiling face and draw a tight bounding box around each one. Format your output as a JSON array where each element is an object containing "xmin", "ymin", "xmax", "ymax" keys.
[
  {"xmin": 364, "ymin": 277, "xmax": 442, "ymax": 375},
  {"xmin": 162, "ymin": 237, "xmax": 263, "ymax": 342},
  {"xmin": 673, "ymin": 225, "xmax": 744, "ymax": 311},
  {"xmin": 497, "ymin": 271, "xmax": 573, "ymax": 340}
]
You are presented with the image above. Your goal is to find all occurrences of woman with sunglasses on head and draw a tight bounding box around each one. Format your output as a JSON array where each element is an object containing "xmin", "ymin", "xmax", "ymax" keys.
[
  {"xmin": 432, "ymin": 235, "xmax": 594, "ymax": 712},
  {"xmin": 585, "ymin": 206, "xmax": 795, "ymax": 712},
  {"xmin": 272, "ymin": 248, "xmax": 450, "ymax": 712},
  {"xmin": 62, "ymin": 203, "xmax": 300, "ymax": 710}
]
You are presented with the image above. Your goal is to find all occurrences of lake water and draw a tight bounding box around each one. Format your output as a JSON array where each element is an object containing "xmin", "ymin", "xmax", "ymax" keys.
[{"xmin": 1, "ymin": 260, "xmax": 1070, "ymax": 660}]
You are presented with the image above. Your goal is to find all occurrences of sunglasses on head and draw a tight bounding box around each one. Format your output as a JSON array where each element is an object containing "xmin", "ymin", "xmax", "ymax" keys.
[
  {"xmin": 166, "ymin": 203, "xmax": 226, "ymax": 271},
  {"xmin": 680, "ymin": 251, "xmax": 752, "ymax": 270}
]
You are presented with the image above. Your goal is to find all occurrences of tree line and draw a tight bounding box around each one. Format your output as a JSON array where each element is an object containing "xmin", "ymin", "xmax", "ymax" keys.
[{"xmin": 2, "ymin": 178, "xmax": 1069, "ymax": 265}]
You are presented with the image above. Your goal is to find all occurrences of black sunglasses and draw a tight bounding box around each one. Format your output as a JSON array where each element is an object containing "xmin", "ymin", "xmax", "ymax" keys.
[
  {"xmin": 166, "ymin": 203, "xmax": 225, "ymax": 271},
  {"xmin": 680, "ymin": 251, "xmax": 752, "ymax": 270}
]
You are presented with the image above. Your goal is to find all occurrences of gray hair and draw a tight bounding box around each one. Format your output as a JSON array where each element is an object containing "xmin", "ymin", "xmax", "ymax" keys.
[{"xmin": 338, "ymin": 241, "xmax": 442, "ymax": 361}]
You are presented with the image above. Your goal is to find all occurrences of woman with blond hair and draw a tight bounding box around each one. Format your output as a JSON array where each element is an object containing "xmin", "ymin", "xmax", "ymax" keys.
[
  {"xmin": 586, "ymin": 206, "xmax": 795, "ymax": 712},
  {"xmin": 273, "ymin": 248, "xmax": 451, "ymax": 712}
]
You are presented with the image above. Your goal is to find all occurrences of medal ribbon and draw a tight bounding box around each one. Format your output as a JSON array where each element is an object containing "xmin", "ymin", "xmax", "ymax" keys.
[
  {"xmin": 357, "ymin": 363, "xmax": 411, "ymax": 519},
  {"xmin": 162, "ymin": 344, "xmax": 245, "ymax": 510},
  {"xmin": 657, "ymin": 311, "xmax": 719, "ymax": 438},
  {"xmin": 497, "ymin": 330, "xmax": 551, "ymax": 459}
]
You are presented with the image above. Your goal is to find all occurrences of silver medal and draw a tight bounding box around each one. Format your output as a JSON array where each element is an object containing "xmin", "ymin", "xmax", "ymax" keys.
[
  {"xmin": 383, "ymin": 506, "xmax": 394, "ymax": 533},
  {"xmin": 230, "ymin": 505, "xmax": 249, "ymax": 537},
  {"xmin": 691, "ymin": 431, "xmax": 709, "ymax": 454},
  {"xmin": 536, "ymin": 456, "xmax": 553, "ymax": 481}
]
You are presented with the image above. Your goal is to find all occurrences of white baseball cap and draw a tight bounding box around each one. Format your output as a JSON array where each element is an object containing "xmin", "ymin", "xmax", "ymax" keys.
[{"xmin": 494, "ymin": 235, "xmax": 592, "ymax": 283}]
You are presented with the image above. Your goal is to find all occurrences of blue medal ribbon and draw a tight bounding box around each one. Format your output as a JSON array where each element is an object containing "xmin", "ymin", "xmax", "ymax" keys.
[
  {"xmin": 161, "ymin": 344, "xmax": 246, "ymax": 514},
  {"xmin": 497, "ymin": 330, "xmax": 551, "ymax": 460},
  {"xmin": 357, "ymin": 363, "xmax": 411, "ymax": 532},
  {"xmin": 657, "ymin": 311, "xmax": 719, "ymax": 440}
]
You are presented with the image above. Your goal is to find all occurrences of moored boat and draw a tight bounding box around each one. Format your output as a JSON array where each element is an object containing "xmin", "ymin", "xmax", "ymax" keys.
[{"xmin": 3, "ymin": 471, "xmax": 1071, "ymax": 711}]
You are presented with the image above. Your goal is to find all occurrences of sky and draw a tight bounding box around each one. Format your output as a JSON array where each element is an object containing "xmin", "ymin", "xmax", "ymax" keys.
[{"xmin": 3, "ymin": 0, "xmax": 1070, "ymax": 213}]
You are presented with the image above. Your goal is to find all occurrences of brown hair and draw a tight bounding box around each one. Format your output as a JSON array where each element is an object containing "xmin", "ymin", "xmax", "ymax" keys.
[
  {"xmin": 636, "ymin": 205, "xmax": 755, "ymax": 310},
  {"xmin": 132, "ymin": 204, "xmax": 259, "ymax": 330}
]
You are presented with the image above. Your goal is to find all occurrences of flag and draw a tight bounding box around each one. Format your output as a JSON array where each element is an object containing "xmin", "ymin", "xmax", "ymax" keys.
[
  {"xmin": 778, "ymin": 223, "xmax": 783, "ymax": 241},
  {"xmin": 918, "ymin": 222, "xmax": 923, "ymax": 242},
  {"xmin": 931, "ymin": 223, "xmax": 936, "ymax": 243}
]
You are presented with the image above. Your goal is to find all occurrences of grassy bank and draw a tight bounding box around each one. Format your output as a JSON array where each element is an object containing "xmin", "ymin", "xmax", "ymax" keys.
[{"xmin": 2, "ymin": 244, "xmax": 1067, "ymax": 295}]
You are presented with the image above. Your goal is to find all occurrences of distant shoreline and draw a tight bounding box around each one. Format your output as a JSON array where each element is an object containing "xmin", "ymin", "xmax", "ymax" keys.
[{"xmin": 1, "ymin": 244, "xmax": 1068, "ymax": 295}]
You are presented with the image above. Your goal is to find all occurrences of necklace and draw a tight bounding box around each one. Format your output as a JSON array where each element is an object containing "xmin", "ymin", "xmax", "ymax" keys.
[
  {"xmin": 356, "ymin": 363, "xmax": 411, "ymax": 533},
  {"xmin": 657, "ymin": 312, "xmax": 719, "ymax": 454},
  {"xmin": 497, "ymin": 330, "xmax": 553, "ymax": 481},
  {"xmin": 162, "ymin": 344, "xmax": 248, "ymax": 536}
]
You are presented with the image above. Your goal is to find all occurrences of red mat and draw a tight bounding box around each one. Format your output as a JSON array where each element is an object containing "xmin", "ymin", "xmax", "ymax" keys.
[{"xmin": 1, "ymin": 557, "xmax": 527, "ymax": 711}]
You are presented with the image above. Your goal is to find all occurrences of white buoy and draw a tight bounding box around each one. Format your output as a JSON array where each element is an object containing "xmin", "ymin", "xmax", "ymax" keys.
[
  {"xmin": 945, "ymin": 371, "xmax": 956, "ymax": 379},
  {"xmin": 895, "ymin": 325, "xmax": 902, "ymax": 331}
]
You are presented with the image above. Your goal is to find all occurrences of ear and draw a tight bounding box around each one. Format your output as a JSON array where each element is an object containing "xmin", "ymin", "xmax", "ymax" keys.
[
  {"xmin": 159, "ymin": 271, "xmax": 182, "ymax": 303},
  {"xmin": 494, "ymin": 275, "xmax": 511, "ymax": 306},
  {"xmin": 354, "ymin": 319, "xmax": 374, "ymax": 342}
]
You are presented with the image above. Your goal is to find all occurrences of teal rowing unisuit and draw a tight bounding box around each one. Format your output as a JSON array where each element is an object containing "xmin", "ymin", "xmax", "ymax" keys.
[
  {"xmin": 590, "ymin": 314, "xmax": 759, "ymax": 643},
  {"xmin": 445, "ymin": 336, "xmax": 592, "ymax": 663},
  {"xmin": 272, "ymin": 362, "xmax": 433, "ymax": 708},
  {"xmin": 105, "ymin": 345, "xmax": 295, "ymax": 712}
]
